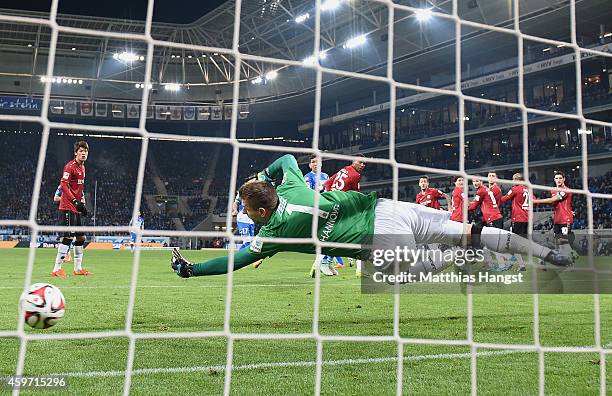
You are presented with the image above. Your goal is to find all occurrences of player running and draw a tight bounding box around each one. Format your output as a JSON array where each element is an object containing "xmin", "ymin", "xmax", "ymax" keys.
[
  {"xmin": 533, "ymin": 171, "xmax": 576, "ymax": 258},
  {"xmin": 129, "ymin": 212, "xmax": 145, "ymax": 253},
  {"xmin": 415, "ymin": 176, "xmax": 450, "ymax": 210},
  {"xmin": 51, "ymin": 140, "xmax": 92, "ymax": 277},
  {"xmin": 169, "ymin": 155, "xmax": 575, "ymax": 279}
]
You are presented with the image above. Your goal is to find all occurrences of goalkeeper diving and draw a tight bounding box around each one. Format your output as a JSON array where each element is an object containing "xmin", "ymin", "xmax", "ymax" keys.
[{"xmin": 170, "ymin": 154, "xmax": 576, "ymax": 278}]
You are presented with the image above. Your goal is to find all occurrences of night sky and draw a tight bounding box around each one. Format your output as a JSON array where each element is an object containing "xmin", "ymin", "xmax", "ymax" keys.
[{"xmin": 0, "ymin": 0, "xmax": 230, "ymax": 23}]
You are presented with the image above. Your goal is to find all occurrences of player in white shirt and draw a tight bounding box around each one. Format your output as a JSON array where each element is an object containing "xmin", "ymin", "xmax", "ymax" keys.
[{"xmin": 129, "ymin": 212, "xmax": 145, "ymax": 253}]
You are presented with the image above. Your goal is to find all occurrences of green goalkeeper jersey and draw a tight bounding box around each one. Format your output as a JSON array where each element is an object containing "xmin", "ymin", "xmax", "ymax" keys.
[{"xmin": 192, "ymin": 154, "xmax": 377, "ymax": 276}]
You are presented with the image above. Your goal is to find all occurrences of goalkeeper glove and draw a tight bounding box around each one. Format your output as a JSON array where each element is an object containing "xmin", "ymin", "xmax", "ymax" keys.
[
  {"xmin": 244, "ymin": 169, "xmax": 275, "ymax": 186},
  {"xmin": 256, "ymin": 170, "xmax": 272, "ymax": 183},
  {"xmin": 71, "ymin": 199, "xmax": 88, "ymax": 216},
  {"xmin": 171, "ymin": 248, "xmax": 193, "ymax": 278}
]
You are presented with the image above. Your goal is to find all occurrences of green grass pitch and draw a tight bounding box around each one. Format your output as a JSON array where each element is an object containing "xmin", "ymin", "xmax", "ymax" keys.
[{"xmin": 0, "ymin": 248, "xmax": 610, "ymax": 395}]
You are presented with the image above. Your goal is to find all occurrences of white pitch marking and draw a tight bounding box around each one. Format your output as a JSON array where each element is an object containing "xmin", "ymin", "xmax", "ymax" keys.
[
  {"xmin": 49, "ymin": 349, "xmax": 523, "ymax": 379},
  {"xmin": 0, "ymin": 283, "xmax": 359, "ymax": 290}
]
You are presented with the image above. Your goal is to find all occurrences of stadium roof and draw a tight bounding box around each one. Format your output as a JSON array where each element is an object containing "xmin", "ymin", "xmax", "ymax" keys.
[{"xmin": 0, "ymin": 0, "xmax": 610, "ymax": 116}]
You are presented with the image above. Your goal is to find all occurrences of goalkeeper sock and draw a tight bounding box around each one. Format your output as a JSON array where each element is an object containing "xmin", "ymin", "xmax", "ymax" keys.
[
  {"xmin": 53, "ymin": 242, "xmax": 71, "ymax": 271},
  {"xmin": 475, "ymin": 226, "xmax": 550, "ymax": 260},
  {"xmin": 73, "ymin": 244, "xmax": 84, "ymax": 272},
  {"xmin": 335, "ymin": 257, "xmax": 344, "ymax": 265}
]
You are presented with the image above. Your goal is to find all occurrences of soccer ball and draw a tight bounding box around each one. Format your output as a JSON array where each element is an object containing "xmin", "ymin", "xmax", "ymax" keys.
[{"xmin": 19, "ymin": 283, "xmax": 65, "ymax": 329}]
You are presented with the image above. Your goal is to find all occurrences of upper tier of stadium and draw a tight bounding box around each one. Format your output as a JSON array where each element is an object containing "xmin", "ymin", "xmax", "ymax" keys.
[{"xmin": 0, "ymin": 0, "xmax": 611, "ymax": 118}]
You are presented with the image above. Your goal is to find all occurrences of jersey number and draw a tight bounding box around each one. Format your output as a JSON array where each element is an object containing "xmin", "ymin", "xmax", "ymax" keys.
[
  {"xmin": 521, "ymin": 190, "xmax": 531, "ymax": 209},
  {"xmin": 330, "ymin": 171, "xmax": 348, "ymax": 191},
  {"xmin": 487, "ymin": 191, "xmax": 498, "ymax": 208}
]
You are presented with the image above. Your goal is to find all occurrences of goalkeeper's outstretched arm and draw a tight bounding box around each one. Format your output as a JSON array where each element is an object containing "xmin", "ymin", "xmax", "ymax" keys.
[
  {"xmin": 252, "ymin": 154, "xmax": 300, "ymax": 183},
  {"xmin": 174, "ymin": 247, "xmax": 271, "ymax": 277}
]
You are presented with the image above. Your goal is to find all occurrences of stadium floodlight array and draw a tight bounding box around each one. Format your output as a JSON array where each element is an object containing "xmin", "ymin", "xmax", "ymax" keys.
[
  {"xmin": 1, "ymin": 0, "xmax": 611, "ymax": 395},
  {"xmin": 134, "ymin": 83, "xmax": 153, "ymax": 89},
  {"xmin": 163, "ymin": 83, "xmax": 181, "ymax": 91},
  {"xmin": 342, "ymin": 34, "xmax": 367, "ymax": 49},
  {"xmin": 302, "ymin": 51, "xmax": 327, "ymax": 66},
  {"xmin": 113, "ymin": 52, "xmax": 145, "ymax": 62},
  {"xmin": 295, "ymin": 13, "xmax": 310, "ymax": 24},
  {"xmin": 40, "ymin": 76, "xmax": 83, "ymax": 84}
]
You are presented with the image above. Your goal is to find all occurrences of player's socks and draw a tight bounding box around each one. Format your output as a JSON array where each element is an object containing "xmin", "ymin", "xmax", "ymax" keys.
[
  {"xmin": 320, "ymin": 256, "xmax": 335, "ymax": 276},
  {"xmin": 53, "ymin": 240, "xmax": 71, "ymax": 272},
  {"xmin": 473, "ymin": 226, "xmax": 551, "ymax": 260},
  {"xmin": 334, "ymin": 256, "xmax": 345, "ymax": 269},
  {"xmin": 73, "ymin": 243, "xmax": 84, "ymax": 272},
  {"xmin": 130, "ymin": 243, "xmax": 135, "ymax": 253},
  {"xmin": 354, "ymin": 259, "xmax": 364, "ymax": 276}
]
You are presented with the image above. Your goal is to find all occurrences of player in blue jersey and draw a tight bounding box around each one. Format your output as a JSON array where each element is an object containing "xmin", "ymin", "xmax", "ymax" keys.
[
  {"xmin": 303, "ymin": 155, "xmax": 329, "ymax": 191},
  {"xmin": 232, "ymin": 192, "xmax": 255, "ymax": 248},
  {"xmin": 232, "ymin": 192, "xmax": 263, "ymax": 268},
  {"xmin": 53, "ymin": 184, "xmax": 62, "ymax": 203},
  {"xmin": 129, "ymin": 212, "xmax": 145, "ymax": 253},
  {"xmin": 304, "ymin": 154, "xmax": 346, "ymax": 276}
]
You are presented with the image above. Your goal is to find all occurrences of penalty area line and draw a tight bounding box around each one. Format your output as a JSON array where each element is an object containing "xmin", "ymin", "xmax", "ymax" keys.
[{"xmin": 51, "ymin": 349, "xmax": 523, "ymax": 378}]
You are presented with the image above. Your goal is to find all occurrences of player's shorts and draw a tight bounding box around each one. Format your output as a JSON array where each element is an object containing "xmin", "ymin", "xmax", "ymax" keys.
[
  {"xmin": 486, "ymin": 218, "xmax": 504, "ymax": 229},
  {"xmin": 59, "ymin": 210, "xmax": 84, "ymax": 238},
  {"xmin": 553, "ymin": 223, "xmax": 573, "ymax": 236},
  {"xmin": 511, "ymin": 222, "xmax": 528, "ymax": 237},
  {"xmin": 130, "ymin": 232, "xmax": 137, "ymax": 242},
  {"xmin": 373, "ymin": 199, "xmax": 464, "ymax": 249}
]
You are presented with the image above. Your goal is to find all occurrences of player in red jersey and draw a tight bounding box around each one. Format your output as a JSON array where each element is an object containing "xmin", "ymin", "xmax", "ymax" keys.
[
  {"xmin": 500, "ymin": 173, "xmax": 532, "ymax": 271},
  {"xmin": 450, "ymin": 176, "xmax": 466, "ymax": 222},
  {"xmin": 469, "ymin": 177, "xmax": 503, "ymax": 228},
  {"xmin": 487, "ymin": 172, "xmax": 502, "ymax": 212},
  {"xmin": 534, "ymin": 171, "xmax": 575, "ymax": 254},
  {"xmin": 51, "ymin": 141, "xmax": 93, "ymax": 277},
  {"xmin": 415, "ymin": 176, "xmax": 450, "ymax": 210},
  {"xmin": 501, "ymin": 173, "xmax": 531, "ymax": 237},
  {"xmin": 469, "ymin": 174, "xmax": 507, "ymax": 270},
  {"xmin": 324, "ymin": 154, "xmax": 365, "ymax": 193},
  {"xmin": 321, "ymin": 154, "xmax": 366, "ymax": 273}
]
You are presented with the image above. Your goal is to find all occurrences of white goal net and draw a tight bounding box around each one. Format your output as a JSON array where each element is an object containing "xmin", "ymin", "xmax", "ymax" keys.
[{"xmin": 1, "ymin": 0, "xmax": 611, "ymax": 395}]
